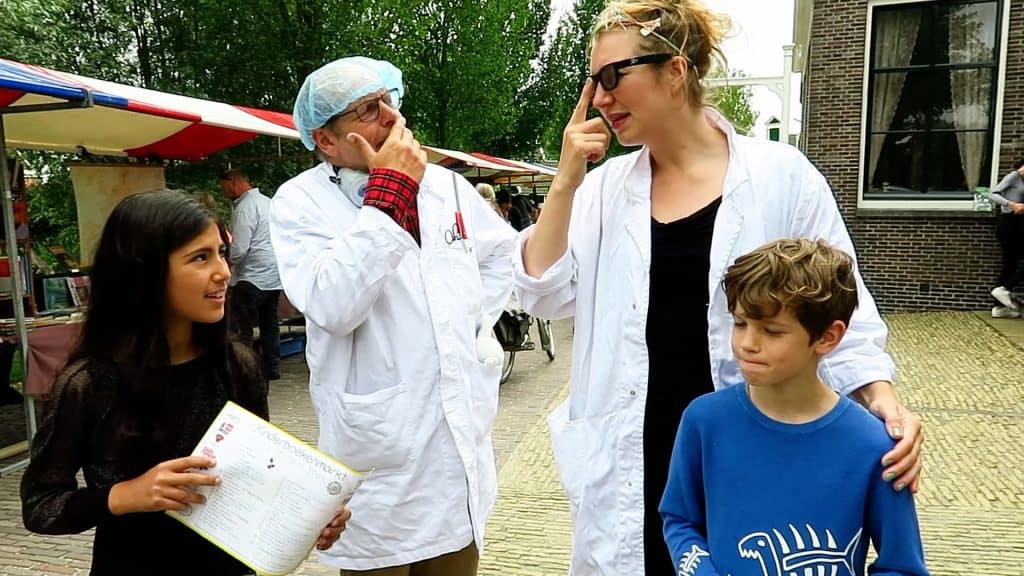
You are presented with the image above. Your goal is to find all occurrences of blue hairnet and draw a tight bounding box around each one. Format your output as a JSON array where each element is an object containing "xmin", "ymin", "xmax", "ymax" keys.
[{"xmin": 293, "ymin": 57, "xmax": 405, "ymax": 151}]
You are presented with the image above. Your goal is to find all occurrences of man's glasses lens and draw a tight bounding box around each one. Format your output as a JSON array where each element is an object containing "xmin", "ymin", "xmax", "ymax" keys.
[{"xmin": 342, "ymin": 89, "xmax": 403, "ymax": 123}]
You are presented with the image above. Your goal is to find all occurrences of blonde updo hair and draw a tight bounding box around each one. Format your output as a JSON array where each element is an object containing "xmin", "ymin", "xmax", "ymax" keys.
[
  {"xmin": 592, "ymin": 0, "xmax": 731, "ymax": 108},
  {"xmin": 475, "ymin": 182, "xmax": 496, "ymax": 201}
]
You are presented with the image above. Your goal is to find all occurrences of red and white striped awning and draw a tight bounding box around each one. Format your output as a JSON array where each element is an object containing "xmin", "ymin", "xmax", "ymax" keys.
[
  {"xmin": 469, "ymin": 152, "xmax": 556, "ymax": 177},
  {"xmin": 424, "ymin": 145, "xmax": 533, "ymax": 178},
  {"xmin": 0, "ymin": 58, "xmax": 297, "ymax": 160},
  {"xmin": 423, "ymin": 146, "xmax": 555, "ymax": 193},
  {"xmin": 0, "ymin": 57, "xmax": 558, "ymax": 184}
]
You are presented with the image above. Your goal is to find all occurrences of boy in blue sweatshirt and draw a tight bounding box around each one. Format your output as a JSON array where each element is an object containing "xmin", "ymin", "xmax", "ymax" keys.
[{"xmin": 659, "ymin": 239, "xmax": 928, "ymax": 576}]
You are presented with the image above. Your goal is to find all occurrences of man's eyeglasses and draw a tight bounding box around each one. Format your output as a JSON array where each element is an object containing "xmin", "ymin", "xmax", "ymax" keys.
[
  {"xmin": 587, "ymin": 53, "xmax": 674, "ymax": 91},
  {"xmin": 330, "ymin": 88, "xmax": 402, "ymax": 124}
]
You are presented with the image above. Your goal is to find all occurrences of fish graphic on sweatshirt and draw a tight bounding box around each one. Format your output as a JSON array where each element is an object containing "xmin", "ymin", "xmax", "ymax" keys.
[
  {"xmin": 678, "ymin": 544, "xmax": 712, "ymax": 576},
  {"xmin": 736, "ymin": 524, "xmax": 861, "ymax": 576}
]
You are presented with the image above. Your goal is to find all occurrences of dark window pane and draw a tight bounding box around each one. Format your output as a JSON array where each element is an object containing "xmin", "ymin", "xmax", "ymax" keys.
[
  {"xmin": 868, "ymin": 131, "xmax": 989, "ymax": 199},
  {"xmin": 875, "ymin": 68, "xmax": 991, "ymax": 132},
  {"xmin": 943, "ymin": 2, "xmax": 998, "ymax": 65},
  {"xmin": 865, "ymin": 1, "xmax": 998, "ymax": 200},
  {"xmin": 930, "ymin": 134, "xmax": 965, "ymax": 193},
  {"xmin": 871, "ymin": 71, "xmax": 914, "ymax": 131},
  {"xmin": 868, "ymin": 133, "xmax": 927, "ymax": 194},
  {"xmin": 873, "ymin": 6, "xmax": 925, "ymax": 69},
  {"xmin": 949, "ymin": 68, "xmax": 993, "ymax": 130},
  {"xmin": 909, "ymin": 4, "xmax": 938, "ymax": 66},
  {"xmin": 926, "ymin": 132, "xmax": 984, "ymax": 194},
  {"xmin": 875, "ymin": 2, "xmax": 998, "ymax": 68}
]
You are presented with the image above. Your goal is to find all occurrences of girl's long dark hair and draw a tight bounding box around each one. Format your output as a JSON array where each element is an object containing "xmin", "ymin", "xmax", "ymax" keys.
[{"xmin": 70, "ymin": 189, "xmax": 263, "ymax": 458}]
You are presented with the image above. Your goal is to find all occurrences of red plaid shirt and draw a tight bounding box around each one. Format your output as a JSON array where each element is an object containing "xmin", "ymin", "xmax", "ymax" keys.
[{"xmin": 363, "ymin": 168, "xmax": 421, "ymax": 245}]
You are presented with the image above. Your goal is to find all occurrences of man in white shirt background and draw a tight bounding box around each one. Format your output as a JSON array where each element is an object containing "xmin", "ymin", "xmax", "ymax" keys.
[{"xmin": 219, "ymin": 169, "xmax": 284, "ymax": 380}]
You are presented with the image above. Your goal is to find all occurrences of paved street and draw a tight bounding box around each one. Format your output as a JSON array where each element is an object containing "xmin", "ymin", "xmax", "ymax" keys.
[{"xmin": 0, "ymin": 312, "xmax": 1022, "ymax": 575}]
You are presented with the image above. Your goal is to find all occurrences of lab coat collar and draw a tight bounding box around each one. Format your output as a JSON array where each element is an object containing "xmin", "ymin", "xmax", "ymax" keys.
[{"xmin": 622, "ymin": 107, "xmax": 752, "ymax": 205}]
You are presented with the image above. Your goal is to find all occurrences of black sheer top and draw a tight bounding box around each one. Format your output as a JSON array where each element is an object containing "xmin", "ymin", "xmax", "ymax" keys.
[
  {"xmin": 21, "ymin": 349, "xmax": 268, "ymax": 575},
  {"xmin": 643, "ymin": 197, "xmax": 721, "ymax": 575}
]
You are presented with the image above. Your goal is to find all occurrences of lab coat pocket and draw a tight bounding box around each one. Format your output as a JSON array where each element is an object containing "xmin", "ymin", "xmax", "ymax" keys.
[
  {"xmin": 470, "ymin": 360, "xmax": 501, "ymax": 444},
  {"xmin": 336, "ymin": 384, "xmax": 413, "ymax": 471},
  {"xmin": 548, "ymin": 403, "xmax": 618, "ymax": 572},
  {"xmin": 445, "ymin": 239, "xmax": 484, "ymax": 320},
  {"xmin": 548, "ymin": 402, "xmax": 614, "ymax": 520}
]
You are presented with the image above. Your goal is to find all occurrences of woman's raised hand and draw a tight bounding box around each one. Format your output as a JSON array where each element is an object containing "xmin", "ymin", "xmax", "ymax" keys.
[{"xmin": 554, "ymin": 79, "xmax": 612, "ymax": 193}]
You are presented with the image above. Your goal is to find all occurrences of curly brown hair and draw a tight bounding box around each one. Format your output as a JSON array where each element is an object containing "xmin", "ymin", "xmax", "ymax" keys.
[{"xmin": 723, "ymin": 239, "xmax": 859, "ymax": 343}]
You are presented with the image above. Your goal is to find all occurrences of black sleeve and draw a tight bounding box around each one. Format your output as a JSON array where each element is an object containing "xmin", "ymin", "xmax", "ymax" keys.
[
  {"xmin": 20, "ymin": 363, "xmax": 114, "ymax": 534},
  {"xmin": 227, "ymin": 341, "xmax": 269, "ymax": 420}
]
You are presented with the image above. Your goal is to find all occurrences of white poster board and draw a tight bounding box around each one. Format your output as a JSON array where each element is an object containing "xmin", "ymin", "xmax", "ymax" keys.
[
  {"xmin": 167, "ymin": 402, "xmax": 364, "ymax": 576},
  {"xmin": 69, "ymin": 163, "xmax": 166, "ymax": 265}
]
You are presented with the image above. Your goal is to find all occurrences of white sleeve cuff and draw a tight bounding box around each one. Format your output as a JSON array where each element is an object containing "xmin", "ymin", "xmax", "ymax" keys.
[{"xmin": 513, "ymin": 225, "xmax": 575, "ymax": 296}]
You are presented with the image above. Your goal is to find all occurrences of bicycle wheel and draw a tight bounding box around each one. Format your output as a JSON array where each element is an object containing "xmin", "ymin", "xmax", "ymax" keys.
[
  {"xmin": 501, "ymin": 350, "xmax": 515, "ymax": 384},
  {"xmin": 538, "ymin": 319, "xmax": 555, "ymax": 361}
]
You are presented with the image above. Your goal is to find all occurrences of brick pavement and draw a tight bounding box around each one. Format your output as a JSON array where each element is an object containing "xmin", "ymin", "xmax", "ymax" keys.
[{"xmin": 1, "ymin": 313, "xmax": 1023, "ymax": 575}]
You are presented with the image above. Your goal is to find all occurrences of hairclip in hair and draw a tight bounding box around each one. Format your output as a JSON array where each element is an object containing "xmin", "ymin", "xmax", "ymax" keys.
[
  {"xmin": 637, "ymin": 17, "xmax": 661, "ymax": 37},
  {"xmin": 600, "ymin": 5, "xmax": 685, "ymax": 56},
  {"xmin": 602, "ymin": 7, "xmax": 632, "ymax": 30}
]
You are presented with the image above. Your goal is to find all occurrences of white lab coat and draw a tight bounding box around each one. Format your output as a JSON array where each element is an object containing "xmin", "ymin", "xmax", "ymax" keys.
[
  {"xmin": 270, "ymin": 162, "xmax": 515, "ymax": 570},
  {"xmin": 513, "ymin": 110, "xmax": 895, "ymax": 576}
]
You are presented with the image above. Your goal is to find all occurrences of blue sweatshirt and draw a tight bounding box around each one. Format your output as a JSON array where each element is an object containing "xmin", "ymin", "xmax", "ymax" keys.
[{"xmin": 660, "ymin": 384, "xmax": 929, "ymax": 576}]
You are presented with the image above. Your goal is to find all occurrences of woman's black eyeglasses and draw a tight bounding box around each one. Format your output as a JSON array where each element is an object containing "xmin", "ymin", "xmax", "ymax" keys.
[
  {"xmin": 330, "ymin": 88, "xmax": 402, "ymax": 124},
  {"xmin": 588, "ymin": 53, "xmax": 674, "ymax": 91}
]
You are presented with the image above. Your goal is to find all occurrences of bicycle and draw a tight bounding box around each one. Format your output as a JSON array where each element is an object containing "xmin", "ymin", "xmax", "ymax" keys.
[
  {"xmin": 535, "ymin": 317, "xmax": 555, "ymax": 361},
  {"xmin": 494, "ymin": 311, "xmax": 556, "ymax": 384}
]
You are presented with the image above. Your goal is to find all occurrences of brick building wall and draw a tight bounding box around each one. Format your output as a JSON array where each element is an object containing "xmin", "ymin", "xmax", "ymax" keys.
[{"xmin": 801, "ymin": 0, "xmax": 1023, "ymax": 312}]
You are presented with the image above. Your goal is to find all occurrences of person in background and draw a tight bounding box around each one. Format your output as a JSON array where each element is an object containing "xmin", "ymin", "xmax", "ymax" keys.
[
  {"xmin": 20, "ymin": 189, "xmax": 349, "ymax": 575},
  {"xmin": 528, "ymin": 193, "xmax": 543, "ymax": 222},
  {"xmin": 218, "ymin": 169, "xmax": 283, "ymax": 380},
  {"xmin": 476, "ymin": 182, "xmax": 501, "ymax": 215},
  {"xmin": 989, "ymin": 159, "xmax": 1024, "ymax": 318},
  {"xmin": 513, "ymin": 0, "xmax": 923, "ymax": 573},
  {"xmin": 495, "ymin": 188, "xmax": 532, "ymax": 232},
  {"xmin": 271, "ymin": 56, "xmax": 515, "ymax": 575},
  {"xmin": 661, "ymin": 239, "xmax": 929, "ymax": 576},
  {"xmin": 495, "ymin": 188, "xmax": 513, "ymax": 223},
  {"xmin": 0, "ymin": 340, "xmax": 23, "ymax": 406},
  {"xmin": 511, "ymin": 194, "xmax": 536, "ymax": 232}
]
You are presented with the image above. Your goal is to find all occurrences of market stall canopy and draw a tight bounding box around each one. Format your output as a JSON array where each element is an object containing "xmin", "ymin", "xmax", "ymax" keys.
[
  {"xmin": 466, "ymin": 151, "xmax": 556, "ymax": 194},
  {"xmin": 0, "ymin": 58, "xmax": 297, "ymax": 160},
  {"xmin": 469, "ymin": 152, "xmax": 556, "ymax": 177},
  {"xmin": 424, "ymin": 145, "xmax": 534, "ymax": 179}
]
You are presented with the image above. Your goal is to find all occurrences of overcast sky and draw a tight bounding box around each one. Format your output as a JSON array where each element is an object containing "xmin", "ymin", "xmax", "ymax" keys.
[{"xmin": 548, "ymin": 0, "xmax": 801, "ymax": 136}]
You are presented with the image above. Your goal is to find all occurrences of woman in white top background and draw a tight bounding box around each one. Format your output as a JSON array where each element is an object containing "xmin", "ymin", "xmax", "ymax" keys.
[{"xmin": 513, "ymin": 0, "xmax": 924, "ymax": 574}]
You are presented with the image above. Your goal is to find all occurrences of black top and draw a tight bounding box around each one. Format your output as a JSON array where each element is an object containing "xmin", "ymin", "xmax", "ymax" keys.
[
  {"xmin": 644, "ymin": 197, "xmax": 721, "ymax": 575},
  {"xmin": 21, "ymin": 350, "xmax": 268, "ymax": 575}
]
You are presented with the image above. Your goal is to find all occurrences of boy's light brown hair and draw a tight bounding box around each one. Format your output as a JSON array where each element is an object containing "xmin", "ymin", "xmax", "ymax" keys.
[{"xmin": 723, "ymin": 239, "xmax": 859, "ymax": 342}]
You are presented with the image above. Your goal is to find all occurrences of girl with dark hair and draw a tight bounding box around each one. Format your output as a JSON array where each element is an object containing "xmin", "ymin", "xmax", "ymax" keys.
[{"xmin": 20, "ymin": 189, "xmax": 350, "ymax": 575}]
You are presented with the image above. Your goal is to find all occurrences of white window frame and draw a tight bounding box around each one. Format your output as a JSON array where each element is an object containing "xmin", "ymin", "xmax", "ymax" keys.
[{"xmin": 857, "ymin": 0, "xmax": 1011, "ymax": 211}]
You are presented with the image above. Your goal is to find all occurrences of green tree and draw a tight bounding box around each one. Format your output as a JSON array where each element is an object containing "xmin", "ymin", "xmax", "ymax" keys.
[
  {"xmin": 525, "ymin": 0, "xmax": 607, "ymax": 160},
  {"xmin": 0, "ymin": 0, "xmax": 554, "ymax": 259},
  {"xmin": 0, "ymin": 0, "xmax": 67, "ymax": 66},
  {"xmin": 362, "ymin": 0, "xmax": 550, "ymax": 153},
  {"xmin": 709, "ymin": 69, "xmax": 757, "ymax": 136}
]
